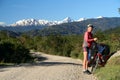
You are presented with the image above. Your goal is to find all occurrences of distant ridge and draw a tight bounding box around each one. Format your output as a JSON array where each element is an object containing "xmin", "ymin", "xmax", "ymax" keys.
[{"xmin": 0, "ymin": 17, "xmax": 120, "ymax": 36}]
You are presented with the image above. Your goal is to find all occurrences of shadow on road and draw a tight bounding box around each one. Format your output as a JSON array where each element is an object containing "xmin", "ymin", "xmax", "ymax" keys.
[
  {"xmin": 31, "ymin": 52, "xmax": 48, "ymax": 61},
  {"xmin": 0, "ymin": 53, "xmax": 48, "ymax": 69},
  {"xmin": 0, "ymin": 54, "xmax": 82, "ymax": 71},
  {"xmin": 31, "ymin": 61, "xmax": 82, "ymax": 67}
]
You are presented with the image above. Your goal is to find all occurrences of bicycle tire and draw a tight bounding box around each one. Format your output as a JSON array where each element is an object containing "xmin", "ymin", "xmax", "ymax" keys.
[{"xmin": 91, "ymin": 56, "xmax": 99, "ymax": 73}]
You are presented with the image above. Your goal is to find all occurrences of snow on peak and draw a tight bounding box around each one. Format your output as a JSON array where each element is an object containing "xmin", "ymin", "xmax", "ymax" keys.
[
  {"xmin": 96, "ymin": 16, "xmax": 104, "ymax": 19},
  {"xmin": 77, "ymin": 18, "xmax": 86, "ymax": 22},
  {"xmin": 62, "ymin": 17, "xmax": 73, "ymax": 23},
  {"xmin": 11, "ymin": 19, "xmax": 39, "ymax": 26}
]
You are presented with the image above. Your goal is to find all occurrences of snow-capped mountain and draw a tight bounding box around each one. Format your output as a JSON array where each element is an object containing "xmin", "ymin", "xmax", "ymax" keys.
[
  {"xmin": 9, "ymin": 16, "xmax": 105, "ymax": 27},
  {"xmin": 62, "ymin": 17, "xmax": 73, "ymax": 23},
  {"xmin": 10, "ymin": 17, "xmax": 74, "ymax": 27},
  {"xmin": 0, "ymin": 17, "xmax": 120, "ymax": 34}
]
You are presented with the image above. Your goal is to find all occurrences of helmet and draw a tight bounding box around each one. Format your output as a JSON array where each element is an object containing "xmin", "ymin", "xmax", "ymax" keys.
[{"xmin": 87, "ymin": 24, "xmax": 94, "ymax": 28}]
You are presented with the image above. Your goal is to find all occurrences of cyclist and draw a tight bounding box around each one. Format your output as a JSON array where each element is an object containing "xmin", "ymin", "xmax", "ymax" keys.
[{"xmin": 82, "ymin": 24, "xmax": 97, "ymax": 74}]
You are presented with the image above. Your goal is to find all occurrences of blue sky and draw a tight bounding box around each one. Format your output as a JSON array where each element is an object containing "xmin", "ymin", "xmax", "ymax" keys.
[{"xmin": 0, "ymin": 0, "xmax": 120, "ymax": 25}]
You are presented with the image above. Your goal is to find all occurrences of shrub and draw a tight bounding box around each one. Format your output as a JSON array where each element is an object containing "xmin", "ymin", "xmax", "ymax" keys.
[
  {"xmin": 70, "ymin": 51, "xmax": 79, "ymax": 58},
  {"xmin": 0, "ymin": 41, "xmax": 33, "ymax": 64}
]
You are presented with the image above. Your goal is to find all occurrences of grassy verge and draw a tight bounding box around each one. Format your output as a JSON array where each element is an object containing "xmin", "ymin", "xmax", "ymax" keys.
[
  {"xmin": 95, "ymin": 56, "xmax": 120, "ymax": 80},
  {"xmin": 0, "ymin": 62, "xmax": 15, "ymax": 67}
]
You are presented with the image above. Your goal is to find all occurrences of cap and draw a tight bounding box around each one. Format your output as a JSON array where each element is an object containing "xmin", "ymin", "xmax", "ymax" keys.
[{"xmin": 87, "ymin": 24, "xmax": 94, "ymax": 28}]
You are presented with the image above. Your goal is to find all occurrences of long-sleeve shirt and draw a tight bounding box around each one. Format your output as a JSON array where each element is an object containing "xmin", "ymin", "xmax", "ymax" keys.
[{"xmin": 83, "ymin": 31, "xmax": 94, "ymax": 48}]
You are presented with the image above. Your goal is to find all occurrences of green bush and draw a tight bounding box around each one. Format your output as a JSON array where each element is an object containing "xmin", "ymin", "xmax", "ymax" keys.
[
  {"xmin": 0, "ymin": 41, "xmax": 33, "ymax": 64},
  {"xmin": 70, "ymin": 51, "xmax": 79, "ymax": 58},
  {"xmin": 35, "ymin": 35, "xmax": 74, "ymax": 57}
]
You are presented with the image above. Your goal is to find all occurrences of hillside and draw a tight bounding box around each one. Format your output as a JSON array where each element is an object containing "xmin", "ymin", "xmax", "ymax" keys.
[
  {"xmin": 25, "ymin": 17, "xmax": 120, "ymax": 36},
  {"xmin": 0, "ymin": 17, "xmax": 120, "ymax": 36},
  {"xmin": 104, "ymin": 26, "xmax": 120, "ymax": 34}
]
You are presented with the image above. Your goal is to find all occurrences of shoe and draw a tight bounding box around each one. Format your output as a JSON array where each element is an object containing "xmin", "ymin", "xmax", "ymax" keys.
[
  {"xmin": 83, "ymin": 70, "xmax": 92, "ymax": 75},
  {"xmin": 86, "ymin": 70, "xmax": 92, "ymax": 74}
]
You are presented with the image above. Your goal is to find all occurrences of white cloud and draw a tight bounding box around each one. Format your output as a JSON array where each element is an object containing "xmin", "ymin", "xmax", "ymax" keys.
[{"xmin": 0, "ymin": 22, "xmax": 6, "ymax": 26}]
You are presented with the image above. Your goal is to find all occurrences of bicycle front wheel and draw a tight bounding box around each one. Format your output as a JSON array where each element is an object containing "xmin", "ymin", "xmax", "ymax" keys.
[{"xmin": 91, "ymin": 57, "xmax": 99, "ymax": 73}]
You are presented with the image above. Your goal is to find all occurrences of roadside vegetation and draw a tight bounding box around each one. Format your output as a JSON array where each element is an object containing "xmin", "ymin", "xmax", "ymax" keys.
[
  {"xmin": 0, "ymin": 27, "xmax": 120, "ymax": 63},
  {"xmin": 0, "ymin": 26, "xmax": 120, "ymax": 80},
  {"xmin": 95, "ymin": 56, "xmax": 120, "ymax": 80}
]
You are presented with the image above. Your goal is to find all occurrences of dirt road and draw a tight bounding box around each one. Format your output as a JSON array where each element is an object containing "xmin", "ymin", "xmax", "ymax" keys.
[{"xmin": 0, "ymin": 52, "xmax": 97, "ymax": 80}]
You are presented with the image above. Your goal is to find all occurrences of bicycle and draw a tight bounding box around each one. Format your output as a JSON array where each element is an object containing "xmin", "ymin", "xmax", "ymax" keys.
[{"xmin": 88, "ymin": 42, "xmax": 115, "ymax": 73}]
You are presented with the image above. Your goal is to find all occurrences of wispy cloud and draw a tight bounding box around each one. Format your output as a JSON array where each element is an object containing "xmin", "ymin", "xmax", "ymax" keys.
[{"xmin": 0, "ymin": 22, "xmax": 6, "ymax": 26}]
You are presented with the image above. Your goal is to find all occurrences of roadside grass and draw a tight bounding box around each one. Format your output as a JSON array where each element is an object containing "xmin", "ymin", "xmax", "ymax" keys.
[
  {"xmin": 95, "ymin": 56, "xmax": 120, "ymax": 80},
  {"xmin": 0, "ymin": 62, "xmax": 14, "ymax": 67}
]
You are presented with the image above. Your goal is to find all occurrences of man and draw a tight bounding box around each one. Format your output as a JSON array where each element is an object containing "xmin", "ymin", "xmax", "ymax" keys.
[{"xmin": 82, "ymin": 24, "xmax": 97, "ymax": 74}]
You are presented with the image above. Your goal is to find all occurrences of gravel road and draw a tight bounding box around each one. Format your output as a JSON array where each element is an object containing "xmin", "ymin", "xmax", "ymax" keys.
[{"xmin": 0, "ymin": 52, "xmax": 97, "ymax": 80}]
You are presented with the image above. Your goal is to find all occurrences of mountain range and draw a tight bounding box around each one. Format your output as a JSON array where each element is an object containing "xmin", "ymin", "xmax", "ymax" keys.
[
  {"xmin": 10, "ymin": 17, "xmax": 74, "ymax": 27},
  {"xmin": 0, "ymin": 17, "xmax": 75, "ymax": 32},
  {"xmin": 0, "ymin": 17, "xmax": 120, "ymax": 36}
]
